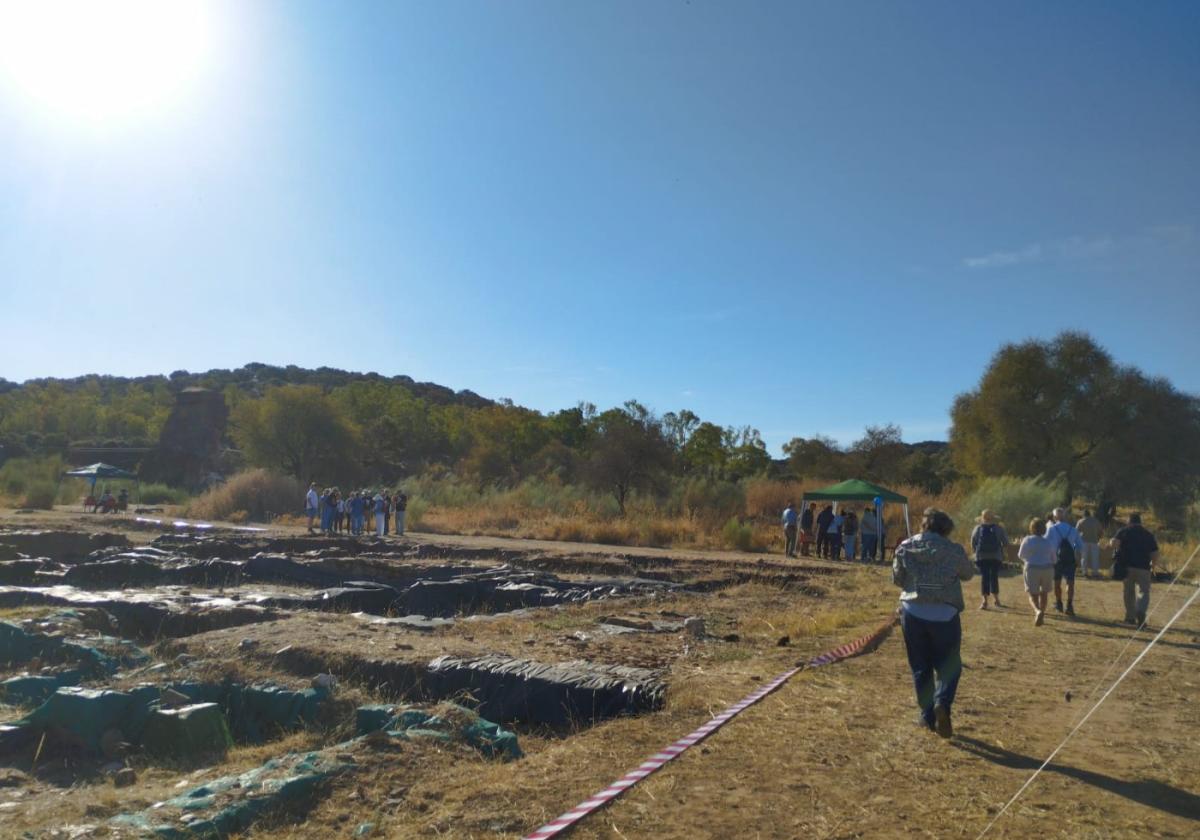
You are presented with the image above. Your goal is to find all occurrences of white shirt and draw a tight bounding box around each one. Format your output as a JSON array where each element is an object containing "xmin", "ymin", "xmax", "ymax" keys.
[
  {"xmin": 306, "ymin": 488, "xmax": 318, "ymax": 509},
  {"xmin": 1018, "ymin": 535, "xmax": 1055, "ymax": 567}
]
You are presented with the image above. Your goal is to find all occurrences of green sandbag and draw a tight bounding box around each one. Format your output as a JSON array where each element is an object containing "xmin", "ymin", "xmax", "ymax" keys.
[
  {"xmin": 355, "ymin": 702, "xmax": 522, "ymax": 760},
  {"xmin": 19, "ymin": 685, "xmax": 160, "ymax": 751},
  {"xmin": 142, "ymin": 703, "xmax": 233, "ymax": 759},
  {"xmin": 0, "ymin": 671, "xmax": 84, "ymax": 707},
  {"xmin": 113, "ymin": 749, "xmax": 350, "ymax": 838}
]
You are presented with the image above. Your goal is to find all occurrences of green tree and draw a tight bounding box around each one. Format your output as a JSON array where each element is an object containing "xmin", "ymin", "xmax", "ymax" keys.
[
  {"xmin": 951, "ymin": 332, "xmax": 1200, "ymax": 519},
  {"xmin": 583, "ymin": 402, "xmax": 672, "ymax": 514},
  {"xmin": 231, "ymin": 385, "xmax": 359, "ymax": 481},
  {"xmin": 850, "ymin": 424, "xmax": 907, "ymax": 484},
  {"xmin": 782, "ymin": 434, "xmax": 844, "ymax": 479}
]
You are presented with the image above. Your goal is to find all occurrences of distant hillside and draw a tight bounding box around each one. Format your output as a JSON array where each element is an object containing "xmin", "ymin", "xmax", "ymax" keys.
[{"xmin": 0, "ymin": 363, "xmax": 493, "ymax": 409}]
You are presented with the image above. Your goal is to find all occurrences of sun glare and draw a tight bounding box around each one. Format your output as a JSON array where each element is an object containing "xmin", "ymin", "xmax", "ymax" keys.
[{"xmin": 0, "ymin": 0, "xmax": 215, "ymax": 129}]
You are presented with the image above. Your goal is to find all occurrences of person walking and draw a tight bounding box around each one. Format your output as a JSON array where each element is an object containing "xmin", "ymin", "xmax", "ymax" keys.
[
  {"xmin": 892, "ymin": 508, "xmax": 973, "ymax": 738},
  {"xmin": 1075, "ymin": 509, "xmax": 1103, "ymax": 579},
  {"xmin": 781, "ymin": 501, "xmax": 799, "ymax": 557},
  {"xmin": 1018, "ymin": 517, "xmax": 1056, "ymax": 626},
  {"xmin": 860, "ymin": 506, "xmax": 879, "ymax": 563},
  {"xmin": 1110, "ymin": 513, "xmax": 1159, "ymax": 627},
  {"xmin": 1045, "ymin": 507, "xmax": 1085, "ymax": 616},
  {"xmin": 970, "ymin": 509, "xmax": 1008, "ymax": 609},
  {"xmin": 394, "ymin": 489, "xmax": 408, "ymax": 536},
  {"xmin": 841, "ymin": 509, "xmax": 858, "ymax": 562},
  {"xmin": 305, "ymin": 483, "xmax": 319, "ymax": 534},
  {"xmin": 815, "ymin": 505, "xmax": 834, "ymax": 558},
  {"xmin": 800, "ymin": 503, "xmax": 816, "ymax": 557}
]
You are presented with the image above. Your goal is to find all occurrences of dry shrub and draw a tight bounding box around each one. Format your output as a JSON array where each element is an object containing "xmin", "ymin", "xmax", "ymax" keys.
[
  {"xmin": 744, "ymin": 479, "xmax": 806, "ymax": 520},
  {"xmin": 638, "ymin": 517, "xmax": 689, "ymax": 548},
  {"xmin": 188, "ymin": 469, "xmax": 304, "ymax": 523},
  {"xmin": 590, "ymin": 521, "xmax": 637, "ymax": 546}
]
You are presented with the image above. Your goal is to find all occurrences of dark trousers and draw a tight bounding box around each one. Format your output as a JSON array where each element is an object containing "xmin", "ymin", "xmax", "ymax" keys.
[
  {"xmin": 827, "ymin": 533, "xmax": 842, "ymax": 560},
  {"xmin": 783, "ymin": 524, "xmax": 797, "ymax": 557},
  {"xmin": 800, "ymin": 527, "xmax": 812, "ymax": 556},
  {"xmin": 900, "ymin": 610, "xmax": 963, "ymax": 726},
  {"xmin": 861, "ymin": 534, "xmax": 879, "ymax": 563},
  {"xmin": 815, "ymin": 528, "xmax": 829, "ymax": 557},
  {"xmin": 977, "ymin": 558, "xmax": 1000, "ymax": 597}
]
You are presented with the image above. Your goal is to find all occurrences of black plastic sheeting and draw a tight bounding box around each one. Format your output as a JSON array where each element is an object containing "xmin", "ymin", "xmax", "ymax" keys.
[
  {"xmin": 0, "ymin": 587, "xmax": 278, "ymax": 640},
  {"xmin": 0, "ymin": 530, "xmax": 130, "ymax": 562},
  {"xmin": 397, "ymin": 569, "xmax": 672, "ymax": 618},
  {"xmin": 267, "ymin": 645, "xmax": 664, "ymax": 727},
  {"xmin": 425, "ymin": 654, "xmax": 666, "ymax": 726}
]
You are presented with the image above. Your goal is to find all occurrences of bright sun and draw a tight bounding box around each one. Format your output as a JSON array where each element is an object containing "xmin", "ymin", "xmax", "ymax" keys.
[{"xmin": 0, "ymin": 0, "xmax": 215, "ymax": 128}]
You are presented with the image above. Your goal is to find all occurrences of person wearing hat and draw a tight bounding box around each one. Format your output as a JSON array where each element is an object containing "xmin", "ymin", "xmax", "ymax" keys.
[{"xmin": 969, "ymin": 510, "xmax": 1008, "ymax": 609}]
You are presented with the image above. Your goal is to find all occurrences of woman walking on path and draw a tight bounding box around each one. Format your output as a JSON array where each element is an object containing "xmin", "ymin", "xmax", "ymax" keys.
[
  {"xmin": 1018, "ymin": 517, "xmax": 1055, "ymax": 626},
  {"xmin": 892, "ymin": 508, "xmax": 974, "ymax": 738},
  {"xmin": 970, "ymin": 509, "xmax": 1008, "ymax": 609}
]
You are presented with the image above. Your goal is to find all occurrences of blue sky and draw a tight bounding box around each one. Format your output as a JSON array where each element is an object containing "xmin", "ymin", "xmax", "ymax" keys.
[{"xmin": 1, "ymin": 1, "xmax": 1197, "ymax": 452}]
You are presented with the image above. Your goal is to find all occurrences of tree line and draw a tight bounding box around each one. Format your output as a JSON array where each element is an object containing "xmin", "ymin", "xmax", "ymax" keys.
[{"xmin": 1, "ymin": 333, "xmax": 1197, "ymax": 525}]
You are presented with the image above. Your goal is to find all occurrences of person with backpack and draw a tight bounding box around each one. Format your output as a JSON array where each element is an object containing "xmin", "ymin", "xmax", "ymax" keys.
[
  {"xmin": 970, "ymin": 509, "xmax": 1008, "ymax": 609},
  {"xmin": 1045, "ymin": 507, "xmax": 1085, "ymax": 616}
]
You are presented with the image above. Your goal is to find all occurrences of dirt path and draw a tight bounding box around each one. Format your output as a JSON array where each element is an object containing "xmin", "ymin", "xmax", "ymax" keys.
[{"xmin": 529, "ymin": 574, "xmax": 1200, "ymax": 839}]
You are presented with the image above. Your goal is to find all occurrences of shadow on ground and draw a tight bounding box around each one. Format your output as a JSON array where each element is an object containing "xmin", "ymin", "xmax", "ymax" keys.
[{"xmin": 953, "ymin": 735, "xmax": 1200, "ymax": 821}]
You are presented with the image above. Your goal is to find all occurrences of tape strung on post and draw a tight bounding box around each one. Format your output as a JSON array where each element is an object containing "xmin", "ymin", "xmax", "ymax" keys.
[{"xmin": 523, "ymin": 615, "xmax": 899, "ymax": 840}]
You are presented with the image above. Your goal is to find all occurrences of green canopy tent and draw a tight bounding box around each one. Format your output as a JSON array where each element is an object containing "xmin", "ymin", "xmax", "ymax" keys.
[
  {"xmin": 63, "ymin": 463, "xmax": 139, "ymax": 508},
  {"xmin": 801, "ymin": 479, "xmax": 910, "ymax": 560}
]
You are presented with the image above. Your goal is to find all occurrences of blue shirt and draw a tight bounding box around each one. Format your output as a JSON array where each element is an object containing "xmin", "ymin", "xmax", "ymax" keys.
[{"xmin": 782, "ymin": 507, "xmax": 798, "ymax": 527}]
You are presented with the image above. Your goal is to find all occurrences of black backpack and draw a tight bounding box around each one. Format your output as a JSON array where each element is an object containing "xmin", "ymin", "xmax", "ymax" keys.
[
  {"xmin": 976, "ymin": 524, "xmax": 1001, "ymax": 557},
  {"xmin": 1054, "ymin": 526, "xmax": 1077, "ymax": 569}
]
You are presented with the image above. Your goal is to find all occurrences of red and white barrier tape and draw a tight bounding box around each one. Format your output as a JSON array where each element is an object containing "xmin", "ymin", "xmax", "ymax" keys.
[{"xmin": 523, "ymin": 615, "xmax": 899, "ymax": 840}]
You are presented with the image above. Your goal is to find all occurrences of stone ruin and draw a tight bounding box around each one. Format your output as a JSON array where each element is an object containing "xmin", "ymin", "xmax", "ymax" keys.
[{"xmin": 139, "ymin": 387, "xmax": 230, "ymax": 490}]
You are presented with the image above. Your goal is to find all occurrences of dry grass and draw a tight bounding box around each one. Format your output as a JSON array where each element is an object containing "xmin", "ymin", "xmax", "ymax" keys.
[{"xmin": 187, "ymin": 468, "xmax": 304, "ymax": 524}]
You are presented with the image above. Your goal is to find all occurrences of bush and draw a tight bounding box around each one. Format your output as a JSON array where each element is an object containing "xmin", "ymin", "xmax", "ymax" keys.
[
  {"xmin": 405, "ymin": 497, "xmax": 427, "ymax": 530},
  {"xmin": 744, "ymin": 479, "xmax": 805, "ymax": 520},
  {"xmin": 137, "ymin": 483, "xmax": 190, "ymax": 505},
  {"xmin": 19, "ymin": 480, "xmax": 57, "ymax": 510},
  {"xmin": 722, "ymin": 516, "xmax": 756, "ymax": 552},
  {"xmin": 679, "ymin": 478, "xmax": 745, "ymax": 527},
  {"xmin": 188, "ymin": 469, "xmax": 305, "ymax": 523},
  {"xmin": 956, "ymin": 476, "xmax": 1066, "ymax": 537},
  {"xmin": 0, "ymin": 455, "xmax": 67, "ymax": 501}
]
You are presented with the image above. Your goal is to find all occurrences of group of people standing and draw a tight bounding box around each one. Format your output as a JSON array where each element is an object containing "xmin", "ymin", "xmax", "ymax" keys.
[
  {"xmin": 893, "ymin": 505, "xmax": 1162, "ymax": 739},
  {"xmin": 781, "ymin": 501, "xmax": 882, "ymax": 563},
  {"xmin": 305, "ymin": 483, "xmax": 408, "ymax": 538}
]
